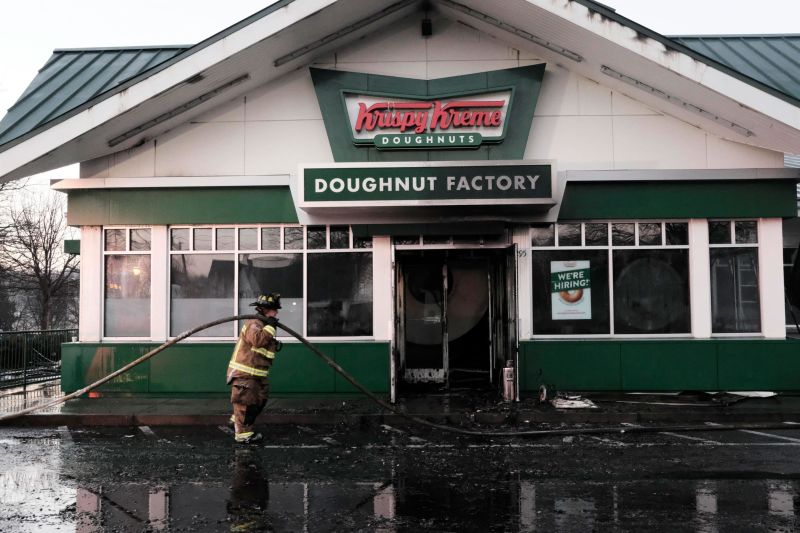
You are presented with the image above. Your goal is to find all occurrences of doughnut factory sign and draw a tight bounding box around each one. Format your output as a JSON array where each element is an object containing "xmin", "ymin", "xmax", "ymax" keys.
[
  {"xmin": 344, "ymin": 91, "xmax": 512, "ymax": 150},
  {"xmin": 298, "ymin": 162, "xmax": 553, "ymax": 206}
]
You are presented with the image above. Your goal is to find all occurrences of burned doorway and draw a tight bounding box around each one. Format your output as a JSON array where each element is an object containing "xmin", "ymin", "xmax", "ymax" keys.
[{"xmin": 395, "ymin": 247, "xmax": 517, "ymax": 393}]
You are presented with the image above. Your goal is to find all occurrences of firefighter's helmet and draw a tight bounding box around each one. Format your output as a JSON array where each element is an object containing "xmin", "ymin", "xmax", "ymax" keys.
[{"xmin": 250, "ymin": 293, "xmax": 281, "ymax": 310}]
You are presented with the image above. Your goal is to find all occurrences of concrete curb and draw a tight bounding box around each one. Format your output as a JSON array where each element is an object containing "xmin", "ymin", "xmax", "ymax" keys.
[{"xmin": 5, "ymin": 410, "xmax": 800, "ymax": 427}]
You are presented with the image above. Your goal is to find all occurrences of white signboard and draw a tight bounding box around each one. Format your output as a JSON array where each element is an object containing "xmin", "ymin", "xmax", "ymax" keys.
[{"xmin": 551, "ymin": 260, "xmax": 591, "ymax": 320}]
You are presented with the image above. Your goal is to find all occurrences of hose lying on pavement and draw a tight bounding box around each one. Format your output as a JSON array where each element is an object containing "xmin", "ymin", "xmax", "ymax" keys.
[{"xmin": 0, "ymin": 315, "xmax": 794, "ymax": 438}]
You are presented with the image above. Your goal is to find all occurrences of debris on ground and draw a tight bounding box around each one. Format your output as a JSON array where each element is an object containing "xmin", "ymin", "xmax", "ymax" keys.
[{"xmin": 550, "ymin": 395, "xmax": 598, "ymax": 409}]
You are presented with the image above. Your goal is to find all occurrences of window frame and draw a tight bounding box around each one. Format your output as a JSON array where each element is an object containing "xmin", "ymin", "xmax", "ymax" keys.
[
  {"xmin": 708, "ymin": 219, "xmax": 761, "ymax": 337},
  {"xmin": 529, "ymin": 220, "xmax": 692, "ymax": 339},
  {"xmin": 166, "ymin": 224, "xmax": 373, "ymax": 342},
  {"xmin": 785, "ymin": 246, "xmax": 800, "ymax": 332},
  {"xmin": 102, "ymin": 226, "xmax": 153, "ymax": 340}
]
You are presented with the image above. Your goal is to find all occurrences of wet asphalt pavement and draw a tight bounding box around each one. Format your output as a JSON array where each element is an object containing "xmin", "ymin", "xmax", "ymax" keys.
[{"xmin": 2, "ymin": 421, "xmax": 800, "ymax": 532}]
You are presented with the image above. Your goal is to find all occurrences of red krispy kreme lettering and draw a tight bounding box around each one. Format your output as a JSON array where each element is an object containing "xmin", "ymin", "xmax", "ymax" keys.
[{"xmin": 353, "ymin": 99, "xmax": 505, "ymax": 133}]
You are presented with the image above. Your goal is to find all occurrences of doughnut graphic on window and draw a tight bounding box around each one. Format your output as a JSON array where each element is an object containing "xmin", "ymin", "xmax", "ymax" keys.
[{"xmin": 559, "ymin": 289, "xmax": 583, "ymax": 303}]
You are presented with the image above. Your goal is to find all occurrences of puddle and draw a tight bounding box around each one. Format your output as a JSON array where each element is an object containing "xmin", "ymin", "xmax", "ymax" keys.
[
  {"xmin": 1, "ymin": 426, "xmax": 799, "ymax": 531},
  {"xmin": 0, "ymin": 460, "xmax": 798, "ymax": 531}
]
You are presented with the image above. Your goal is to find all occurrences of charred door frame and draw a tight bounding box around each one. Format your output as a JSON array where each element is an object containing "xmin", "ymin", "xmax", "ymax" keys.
[{"xmin": 392, "ymin": 245, "xmax": 518, "ymax": 397}]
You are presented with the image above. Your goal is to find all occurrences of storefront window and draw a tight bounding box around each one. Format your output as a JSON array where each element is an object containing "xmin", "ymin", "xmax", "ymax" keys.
[
  {"xmin": 105, "ymin": 229, "xmax": 126, "ymax": 251},
  {"xmin": 531, "ymin": 249, "xmax": 610, "ymax": 334},
  {"xmin": 170, "ymin": 254, "xmax": 235, "ymax": 337},
  {"xmin": 330, "ymin": 226, "xmax": 350, "ymax": 249},
  {"xmin": 130, "ymin": 229, "xmax": 151, "ymax": 251},
  {"xmin": 238, "ymin": 228, "xmax": 258, "ymax": 250},
  {"xmin": 613, "ymin": 249, "xmax": 690, "ymax": 334},
  {"xmin": 709, "ymin": 221, "xmax": 731, "ymax": 244},
  {"xmin": 665, "ymin": 223, "xmax": 689, "ymax": 245},
  {"xmin": 611, "ymin": 223, "xmax": 635, "ymax": 246},
  {"xmin": 238, "ymin": 254, "xmax": 303, "ymax": 333},
  {"xmin": 638, "ymin": 223, "xmax": 662, "ymax": 245},
  {"xmin": 193, "ymin": 228, "xmax": 212, "ymax": 250},
  {"xmin": 557, "ymin": 223, "xmax": 581, "ymax": 246},
  {"xmin": 709, "ymin": 220, "xmax": 760, "ymax": 333},
  {"xmin": 585, "ymin": 223, "xmax": 608, "ymax": 246},
  {"xmin": 530, "ymin": 224, "xmax": 554, "ymax": 247},
  {"xmin": 531, "ymin": 221, "xmax": 690, "ymax": 336},
  {"xmin": 167, "ymin": 224, "xmax": 372, "ymax": 339},
  {"xmin": 307, "ymin": 252, "xmax": 373, "ymax": 336},
  {"xmin": 170, "ymin": 228, "xmax": 189, "ymax": 251},
  {"xmin": 261, "ymin": 227, "xmax": 280, "ymax": 250},
  {"xmin": 785, "ymin": 247, "xmax": 800, "ymax": 329},
  {"xmin": 284, "ymin": 227, "xmax": 303, "ymax": 250},
  {"xmin": 216, "ymin": 228, "xmax": 235, "ymax": 250},
  {"xmin": 104, "ymin": 228, "xmax": 151, "ymax": 337},
  {"xmin": 307, "ymin": 226, "xmax": 326, "ymax": 249}
]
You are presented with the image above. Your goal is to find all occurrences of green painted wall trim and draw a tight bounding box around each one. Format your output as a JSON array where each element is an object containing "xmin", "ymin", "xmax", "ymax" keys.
[
  {"xmin": 64, "ymin": 239, "xmax": 80, "ymax": 255},
  {"xmin": 520, "ymin": 339, "xmax": 800, "ymax": 392},
  {"xmin": 66, "ymin": 187, "xmax": 299, "ymax": 226},
  {"xmin": 61, "ymin": 341, "xmax": 389, "ymax": 395},
  {"xmin": 352, "ymin": 221, "xmax": 507, "ymax": 237},
  {"xmin": 558, "ymin": 180, "xmax": 797, "ymax": 220},
  {"xmin": 309, "ymin": 65, "xmax": 544, "ymax": 163}
]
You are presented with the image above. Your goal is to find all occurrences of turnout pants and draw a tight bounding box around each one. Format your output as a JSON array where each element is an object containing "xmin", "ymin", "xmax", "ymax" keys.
[{"xmin": 230, "ymin": 377, "xmax": 269, "ymax": 440}]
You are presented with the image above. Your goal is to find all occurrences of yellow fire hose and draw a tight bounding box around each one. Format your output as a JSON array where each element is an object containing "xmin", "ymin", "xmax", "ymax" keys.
[{"xmin": 0, "ymin": 315, "xmax": 794, "ymax": 437}]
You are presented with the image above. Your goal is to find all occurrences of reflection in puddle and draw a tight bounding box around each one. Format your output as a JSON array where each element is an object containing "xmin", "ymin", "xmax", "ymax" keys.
[
  {"xmin": 768, "ymin": 481, "xmax": 795, "ymax": 518},
  {"xmin": 3, "ymin": 447, "xmax": 800, "ymax": 531},
  {"xmin": 695, "ymin": 480, "xmax": 718, "ymax": 533},
  {"xmin": 59, "ymin": 478, "xmax": 800, "ymax": 532}
]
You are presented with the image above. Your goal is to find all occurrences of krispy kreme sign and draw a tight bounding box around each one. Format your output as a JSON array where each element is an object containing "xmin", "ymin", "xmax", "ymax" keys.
[{"xmin": 343, "ymin": 90, "xmax": 512, "ymax": 149}]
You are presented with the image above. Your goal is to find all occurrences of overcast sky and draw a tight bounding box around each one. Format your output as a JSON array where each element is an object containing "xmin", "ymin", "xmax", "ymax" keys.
[{"xmin": 1, "ymin": 0, "xmax": 798, "ymax": 183}]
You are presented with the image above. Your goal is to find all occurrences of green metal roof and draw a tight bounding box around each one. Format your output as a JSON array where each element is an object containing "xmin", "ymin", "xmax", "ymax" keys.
[
  {"xmin": 574, "ymin": 0, "xmax": 800, "ymax": 108},
  {"xmin": 0, "ymin": 46, "xmax": 189, "ymax": 146},
  {"xmin": 1, "ymin": 0, "xmax": 799, "ymax": 152},
  {"xmin": 0, "ymin": 0, "xmax": 295, "ymax": 152},
  {"xmin": 671, "ymin": 35, "xmax": 800, "ymax": 103}
]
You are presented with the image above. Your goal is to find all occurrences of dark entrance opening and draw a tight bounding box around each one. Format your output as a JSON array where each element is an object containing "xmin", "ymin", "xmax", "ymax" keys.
[{"xmin": 395, "ymin": 247, "xmax": 517, "ymax": 394}]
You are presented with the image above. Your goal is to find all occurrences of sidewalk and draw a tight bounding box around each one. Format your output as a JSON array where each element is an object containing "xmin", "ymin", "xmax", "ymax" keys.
[{"xmin": 3, "ymin": 383, "xmax": 800, "ymax": 427}]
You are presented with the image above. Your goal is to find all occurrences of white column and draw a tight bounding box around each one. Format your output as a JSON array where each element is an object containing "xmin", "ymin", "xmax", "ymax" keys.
[
  {"xmin": 519, "ymin": 482, "xmax": 536, "ymax": 531},
  {"xmin": 688, "ymin": 219, "xmax": 712, "ymax": 338},
  {"xmin": 759, "ymin": 218, "xmax": 786, "ymax": 338},
  {"xmin": 372, "ymin": 236, "xmax": 392, "ymax": 341},
  {"xmin": 373, "ymin": 483, "xmax": 396, "ymax": 533},
  {"xmin": 513, "ymin": 226, "xmax": 532, "ymax": 340},
  {"xmin": 695, "ymin": 481, "xmax": 718, "ymax": 533},
  {"xmin": 148, "ymin": 487, "xmax": 169, "ymax": 530},
  {"xmin": 76, "ymin": 487, "xmax": 101, "ymax": 533},
  {"xmin": 79, "ymin": 226, "xmax": 103, "ymax": 342},
  {"xmin": 150, "ymin": 226, "xmax": 168, "ymax": 341}
]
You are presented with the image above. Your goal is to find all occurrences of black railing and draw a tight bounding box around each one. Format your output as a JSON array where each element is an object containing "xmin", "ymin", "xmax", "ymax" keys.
[{"xmin": 0, "ymin": 329, "xmax": 76, "ymax": 390}]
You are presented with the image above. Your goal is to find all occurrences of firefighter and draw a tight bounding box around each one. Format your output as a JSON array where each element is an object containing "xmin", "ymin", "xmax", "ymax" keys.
[{"xmin": 227, "ymin": 293, "xmax": 283, "ymax": 444}]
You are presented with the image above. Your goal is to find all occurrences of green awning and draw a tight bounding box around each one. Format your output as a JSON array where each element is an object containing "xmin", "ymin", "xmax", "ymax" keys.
[
  {"xmin": 558, "ymin": 180, "xmax": 797, "ymax": 220},
  {"xmin": 66, "ymin": 187, "xmax": 299, "ymax": 225}
]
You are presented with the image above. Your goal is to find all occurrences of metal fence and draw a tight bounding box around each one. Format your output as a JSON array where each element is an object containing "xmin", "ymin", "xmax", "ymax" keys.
[{"xmin": 0, "ymin": 329, "xmax": 76, "ymax": 390}]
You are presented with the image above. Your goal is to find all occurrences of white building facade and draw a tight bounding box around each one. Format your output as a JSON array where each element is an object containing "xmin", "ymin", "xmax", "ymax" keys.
[{"xmin": 1, "ymin": 0, "xmax": 799, "ymax": 398}]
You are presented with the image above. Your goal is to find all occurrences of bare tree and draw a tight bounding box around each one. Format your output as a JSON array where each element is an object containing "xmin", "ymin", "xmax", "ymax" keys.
[
  {"xmin": 0, "ymin": 191, "xmax": 78, "ymax": 330},
  {"xmin": 0, "ymin": 178, "xmax": 28, "ymax": 330}
]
